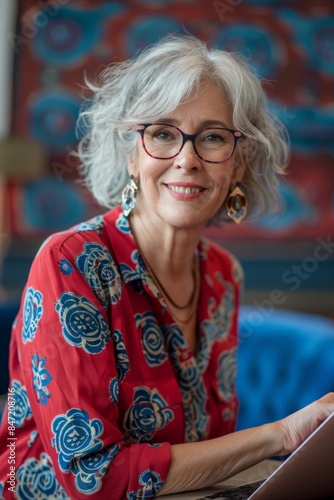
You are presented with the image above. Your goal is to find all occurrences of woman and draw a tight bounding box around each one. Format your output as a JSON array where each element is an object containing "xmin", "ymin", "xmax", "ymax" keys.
[{"xmin": 0, "ymin": 35, "xmax": 333, "ymax": 499}]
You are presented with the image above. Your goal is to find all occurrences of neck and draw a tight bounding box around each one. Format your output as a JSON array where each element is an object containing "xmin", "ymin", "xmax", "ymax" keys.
[
  {"xmin": 129, "ymin": 210, "xmax": 202, "ymax": 323},
  {"xmin": 129, "ymin": 211, "xmax": 203, "ymax": 278}
]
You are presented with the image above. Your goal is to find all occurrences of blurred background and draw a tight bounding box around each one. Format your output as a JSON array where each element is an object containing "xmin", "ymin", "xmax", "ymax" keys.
[{"xmin": 0, "ymin": 0, "xmax": 333, "ymax": 317}]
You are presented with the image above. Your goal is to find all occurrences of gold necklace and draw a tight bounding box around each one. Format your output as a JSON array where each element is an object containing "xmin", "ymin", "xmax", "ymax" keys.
[
  {"xmin": 142, "ymin": 252, "xmax": 198, "ymax": 310},
  {"xmin": 143, "ymin": 252, "xmax": 198, "ymax": 324},
  {"xmin": 130, "ymin": 221, "xmax": 199, "ymax": 323},
  {"xmin": 145, "ymin": 254, "xmax": 199, "ymax": 324}
]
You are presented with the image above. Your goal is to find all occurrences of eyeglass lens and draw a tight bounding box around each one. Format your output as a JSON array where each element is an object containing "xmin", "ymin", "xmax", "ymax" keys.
[{"xmin": 143, "ymin": 124, "xmax": 236, "ymax": 162}]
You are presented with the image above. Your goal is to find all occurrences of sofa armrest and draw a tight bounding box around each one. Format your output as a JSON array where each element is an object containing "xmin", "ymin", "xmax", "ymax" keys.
[{"xmin": 236, "ymin": 306, "xmax": 334, "ymax": 430}]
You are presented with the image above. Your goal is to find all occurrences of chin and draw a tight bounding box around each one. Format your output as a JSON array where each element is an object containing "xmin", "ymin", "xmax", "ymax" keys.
[{"xmin": 161, "ymin": 209, "xmax": 209, "ymax": 230}]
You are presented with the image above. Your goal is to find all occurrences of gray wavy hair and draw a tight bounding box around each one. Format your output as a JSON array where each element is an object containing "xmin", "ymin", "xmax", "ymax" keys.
[{"xmin": 76, "ymin": 34, "xmax": 289, "ymax": 223}]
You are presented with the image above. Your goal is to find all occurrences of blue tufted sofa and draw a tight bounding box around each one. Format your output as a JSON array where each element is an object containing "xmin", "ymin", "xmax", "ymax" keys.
[
  {"xmin": 0, "ymin": 298, "xmax": 19, "ymax": 418},
  {"xmin": 237, "ymin": 306, "xmax": 334, "ymax": 430},
  {"xmin": 0, "ymin": 299, "xmax": 18, "ymax": 394}
]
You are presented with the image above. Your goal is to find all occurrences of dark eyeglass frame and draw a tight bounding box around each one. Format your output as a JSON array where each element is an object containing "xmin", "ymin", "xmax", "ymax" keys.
[{"xmin": 132, "ymin": 123, "xmax": 244, "ymax": 164}]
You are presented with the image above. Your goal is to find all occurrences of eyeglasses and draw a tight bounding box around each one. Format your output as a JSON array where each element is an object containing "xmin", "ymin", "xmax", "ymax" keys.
[{"xmin": 132, "ymin": 123, "xmax": 244, "ymax": 163}]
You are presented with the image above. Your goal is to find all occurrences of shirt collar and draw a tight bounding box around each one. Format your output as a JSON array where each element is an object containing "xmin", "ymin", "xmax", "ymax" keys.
[{"xmin": 104, "ymin": 207, "xmax": 164, "ymax": 302}]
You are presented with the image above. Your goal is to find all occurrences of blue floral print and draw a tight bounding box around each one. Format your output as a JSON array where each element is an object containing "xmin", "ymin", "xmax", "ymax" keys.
[
  {"xmin": 163, "ymin": 324, "xmax": 209, "ymax": 442},
  {"xmin": 32, "ymin": 353, "xmax": 52, "ymax": 405},
  {"xmin": 72, "ymin": 444, "xmax": 120, "ymax": 494},
  {"xmin": 113, "ymin": 329, "xmax": 130, "ymax": 381},
  {"xmin": 127, "ymin": 469, "xmax": 164, "ymax": 499},
  {"xmin": 115, "ymin": 211, "xmax": 131, "ymax": 233},
  {"xmin": 135, "ymin": 312, "xmax": 167, "ymax": 367},
  {"xmin": 16, "ymin": 453, "xmax": 68, "ymax": 499},
  {"xmin": 196, "ymin": 287, "xmax": 234, "ymax": 377},
  {"xmin": 74, "ymin": 214, "xmax": 105, "ymax": 234},
  {"xmin": 58, "ymin": 258, "xmax": 73, "ymax": 275},
  {"xmin": 12, "ymin": 380, "xmax": 32, "ymax": 428},
  {"xmin": 55, "ymin": 292, "xmax": 111, "ymax": 354},
  {"xmin": 22, "ymin": 287, "xmax": 43, "ymax": 344},
  {"xmin": 217, "ymin": 348, "xmax": 237, "ymax": 402},
  {"xmin": 133, "ymin": 250, "xmax": 161, "ymax": 300},
  {"xmin": 124, "ymin": 387, "xmax": 174, "ymax": 442},
  {"xmin": 212, "ymin": 281, "xmax": 235, "ymax": 339},
  {"xmin": 119, "ymin": 262, "xmax": 141, "ymax": 284},
  {"xmin": 119, "ymin": 248, "xmax": 160, "ymax": 295},
  {"xmin": 119, "ymin": 261, "xmax": 144, "ymax": 294},
  {"xmin": 51, "ymin": 408, "xmax": 104, "ymax": 473},
  {"xmin": 109, "ymin": 377, "xmax": 119, "ymax": 404},
  {"xmin": 76, "ymin": 242, "xmax": 122, "ymax": 307},
  {"xmin": 197, "ymin": 319, "xmax": 216, "ymax": 374},
  {"xmin": 28, "ymin": 431, "xmax": 38, "ymax": 447}
]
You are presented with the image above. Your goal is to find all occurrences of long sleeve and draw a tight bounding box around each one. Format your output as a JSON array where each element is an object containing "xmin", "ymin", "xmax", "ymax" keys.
[{"xmin": 0, "ymin": 227, "xmax": 171, "ymax": 499}]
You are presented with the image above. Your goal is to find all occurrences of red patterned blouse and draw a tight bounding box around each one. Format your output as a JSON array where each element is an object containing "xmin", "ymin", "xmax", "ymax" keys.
[{"xmin": 0, "ymin": 206, "xmax": 243, "ymax": 499}]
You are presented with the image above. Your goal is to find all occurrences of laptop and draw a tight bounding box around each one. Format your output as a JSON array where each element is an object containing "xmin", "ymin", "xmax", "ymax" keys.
[{"xmin": 200, "ymin": 410, "xmax": 334, "ymax": 500}]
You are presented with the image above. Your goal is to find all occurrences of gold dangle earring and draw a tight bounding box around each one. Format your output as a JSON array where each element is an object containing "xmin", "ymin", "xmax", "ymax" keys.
[
  {"xmin": 226, "ymin": 182, "xmax": 247, "ymax": 224},
  {"xmin": 121, "ymin": 175, "xmax": 139, "ymax": 217}
]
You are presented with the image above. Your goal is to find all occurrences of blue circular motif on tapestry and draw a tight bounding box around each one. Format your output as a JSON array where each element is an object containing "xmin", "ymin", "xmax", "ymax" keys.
[
  {"xmin": 272, "ymin": 103, "xmax": 334, "ymax": 156},
  {"xmin": 126, "ymin": 16, "xmax": 185, "ymax": 57},
  {"xmin": 252, "ymin": 182, "xmax": 317, "ymax": 231},
  {"xmin": 31, "ymin": 4, "xmax": 124, "ymax": 66},
  {"xmin": 22, "ymin": 177, "xmax": 86, "ymax": 231},
  {"xmin": 309, "ymin": 19, "xmax": 334, "ymax": 76},
  {"xmin": 214, "ymin": 24, "xmax": 284, "ymax": 78},
  {"xmin": 29, "ymin": 91, "xmax": 80, "ymax": 149},
  {"xmin": 278, "ymin": 11, "xmax": 334, "ymax": 77}
]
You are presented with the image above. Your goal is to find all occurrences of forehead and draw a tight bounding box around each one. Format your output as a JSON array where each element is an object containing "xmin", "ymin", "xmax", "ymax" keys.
[{"xmin": 164, "ymin": 81, "xmax": 232, "ymax": 127}]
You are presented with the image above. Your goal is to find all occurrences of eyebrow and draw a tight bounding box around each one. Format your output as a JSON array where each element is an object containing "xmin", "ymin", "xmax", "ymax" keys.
[{"xmin": 155, "ymin": 118, "xmax": 231, "ymax": 128}]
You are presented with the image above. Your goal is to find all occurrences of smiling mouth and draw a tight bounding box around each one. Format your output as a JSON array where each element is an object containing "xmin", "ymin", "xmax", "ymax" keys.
[{"xmin": 167, "ymin": 185, "xmax": 204, "ymax": 194}]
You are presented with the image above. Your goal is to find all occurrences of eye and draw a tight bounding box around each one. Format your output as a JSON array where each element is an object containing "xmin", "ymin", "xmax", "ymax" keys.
[
  {"xmin": 155, "ymin": 131, "xmax": 172, "ymax": 141},
  {"xmin": 202, "ymin": 132, "xmax": 225, "ymax": 143},
  {"xmin": 209, "ymin": 135, "xmax": 223, "ymax": 143},
  {"xmin": 199, "ymin": 129, "xmax": 231, "ymax": 148},
  {"xmin": 153, "ymin": 127, "xmax": 178, "ymax": 142}
]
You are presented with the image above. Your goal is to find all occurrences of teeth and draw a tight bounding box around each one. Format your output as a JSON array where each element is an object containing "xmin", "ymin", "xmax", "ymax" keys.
[{"xmin": 168, "ymin": 185, "xmax": 201, "ymax": 194}]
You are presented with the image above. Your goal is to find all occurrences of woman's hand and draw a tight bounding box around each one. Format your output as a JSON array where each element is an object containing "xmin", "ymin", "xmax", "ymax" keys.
[
  {"xmin": 278, "ymin": 392, "xmax": 334, "ymax": 455},
  {"xmin": 160, "ymin": 393, "xmax": 334, "ymax": 496}
]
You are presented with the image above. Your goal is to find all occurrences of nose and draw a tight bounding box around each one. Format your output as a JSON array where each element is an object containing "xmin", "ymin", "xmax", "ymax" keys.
[{"xmin": 175, "ymin": 139, "xmax": 202, "ymax": 171}]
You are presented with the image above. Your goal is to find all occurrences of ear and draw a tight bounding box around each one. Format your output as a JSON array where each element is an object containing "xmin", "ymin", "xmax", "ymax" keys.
[
  {"xmin": 127, "ymin": 154, "xmax": 139, "ymax": 179},
  {"xmin": 230, "ymin": 153, "xmax": 247, "ymax": 186}
]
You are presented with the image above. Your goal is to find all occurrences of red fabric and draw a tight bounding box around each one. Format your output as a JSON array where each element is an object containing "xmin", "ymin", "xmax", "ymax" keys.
[{"xmin": 0, "ymin": 206, "xmax": 241, "ymax": 499}]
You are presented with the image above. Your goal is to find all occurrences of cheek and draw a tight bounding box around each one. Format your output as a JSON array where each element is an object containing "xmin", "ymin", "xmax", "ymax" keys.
[
  {"xmin": 212, "ymin": 167, "xmax": 234, "ymax": 190},
  {"xmin": 136, "ymin": 162, "xmax": 167, "ymax": 203},
  {"xmin": 210, "ymin": 167, "xmax": 235, "ymax": 206},
  {"xmin": 137, "ymin": 151, "xmax": 170, "ymax": 182}
]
